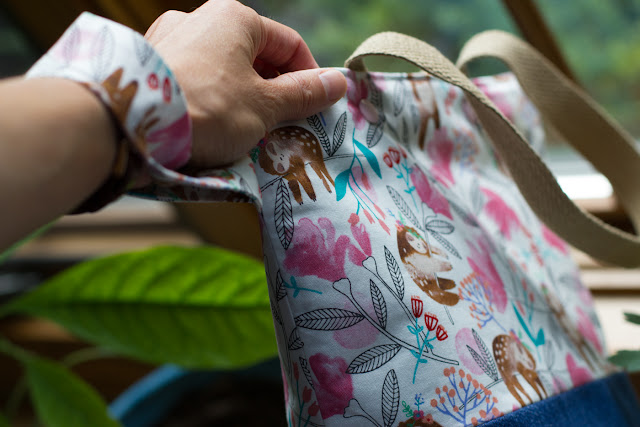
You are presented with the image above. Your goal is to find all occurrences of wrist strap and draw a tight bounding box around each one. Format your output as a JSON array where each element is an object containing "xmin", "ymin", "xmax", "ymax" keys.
[{"xmin": 26, "ymin": 12, "xmax": 192, "ymax": 212}]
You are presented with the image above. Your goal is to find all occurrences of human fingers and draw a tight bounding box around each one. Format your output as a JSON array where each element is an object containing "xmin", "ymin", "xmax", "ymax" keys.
[
  {"xmin": 256, "ymin": 16, "xmax": 319, "ymax": 72},
  {"xmin": 261, "ymin": 68, "xmax": 347, "ymax": 124},
  {"xmin": 144, "ymin": 10, "xmax": 187, "ymax": 41}
]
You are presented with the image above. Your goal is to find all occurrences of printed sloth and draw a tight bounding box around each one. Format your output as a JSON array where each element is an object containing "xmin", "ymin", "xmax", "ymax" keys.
[{"xmin": 397, "ymin": 225, "xmax": 459, "ymax": 306}]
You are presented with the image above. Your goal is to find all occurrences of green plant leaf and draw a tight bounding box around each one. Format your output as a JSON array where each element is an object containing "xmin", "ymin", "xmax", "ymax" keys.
[
  {"xmin": 609, "ymin": 350, "xmax": 640, "ymax": 372},
  {"xmin": 0, "ymin": 222, "xmax": 54, "ymax": 264},
  {"xmin": 26, "ymin": 356, "xmax": 121, "ymax": 427},
  {"xmin": 3, "ymin": 246, "xmax": 276, "ymax": 369},
  {"xmin": 624, "ymin": 312, "xmax": 640, "ymax": 325},
  {"xmin": 0, "ymin": 412, "xmax": 9, "ymax": 427},
  {"xmin": 0, "ymin": 339, "xmax": 118, "ymax": 427}
]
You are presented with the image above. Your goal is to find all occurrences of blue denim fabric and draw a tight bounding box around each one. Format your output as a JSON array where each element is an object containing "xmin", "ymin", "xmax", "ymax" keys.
[{"xmin": 483, "ymin": 372, "xmax": 640, "ymax": 426}]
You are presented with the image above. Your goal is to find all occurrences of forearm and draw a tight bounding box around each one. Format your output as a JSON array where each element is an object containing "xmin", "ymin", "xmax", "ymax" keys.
[{"xmin": 0, "ymin": 77, "xmax": 116, "ymax": 250}]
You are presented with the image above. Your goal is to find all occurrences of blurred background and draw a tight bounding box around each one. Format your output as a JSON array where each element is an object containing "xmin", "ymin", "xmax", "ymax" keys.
[{"xmin": 0, "ymin": 0, "xmax": 639, "ymax": 424}]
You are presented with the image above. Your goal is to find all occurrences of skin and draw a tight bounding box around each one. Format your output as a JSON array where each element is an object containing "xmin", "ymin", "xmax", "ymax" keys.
[{"xmin": 0, "ymin": 0, "xmax": 347, "ymax": 251}]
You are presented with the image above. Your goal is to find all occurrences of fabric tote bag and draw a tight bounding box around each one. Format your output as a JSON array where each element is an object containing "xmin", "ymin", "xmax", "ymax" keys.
[{"xmin": 135, "ymin": 31, "xmax": 640, "ymax": 425}]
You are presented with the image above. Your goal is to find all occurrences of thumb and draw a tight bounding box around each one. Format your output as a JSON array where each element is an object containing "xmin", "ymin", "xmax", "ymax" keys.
[{"xmin": 266, "ymin": 68, "xmax": 347, "ymax": 123}]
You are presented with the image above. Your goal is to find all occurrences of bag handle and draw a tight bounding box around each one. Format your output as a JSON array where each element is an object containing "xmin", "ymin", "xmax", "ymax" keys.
[
  {"xmin": 345, "ymin": 31, "xmax": 640, "ymax": 267},
  {"xmin": 457, "ymin": 30, "xmax": 640, "ymax": 230}
]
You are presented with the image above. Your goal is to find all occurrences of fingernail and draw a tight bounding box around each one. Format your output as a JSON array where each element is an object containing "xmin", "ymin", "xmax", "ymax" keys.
[{"xmin": 319, "ymin": 69, "xmax": 347, "ymax": 102}]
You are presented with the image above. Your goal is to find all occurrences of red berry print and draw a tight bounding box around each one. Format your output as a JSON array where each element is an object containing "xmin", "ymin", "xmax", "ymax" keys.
[
  {"xmin": 147, "ymin": 73, "xmax": 159, "ymax": 89},
  {"xmin": 163, "ymin": 77, "xmax": 172, "ymax": 102}
]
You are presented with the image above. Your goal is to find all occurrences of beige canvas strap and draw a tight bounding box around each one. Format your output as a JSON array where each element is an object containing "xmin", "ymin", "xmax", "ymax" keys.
[{"xmin": 345, "ymin": 31, "xmax": 640, "ymax": 267}]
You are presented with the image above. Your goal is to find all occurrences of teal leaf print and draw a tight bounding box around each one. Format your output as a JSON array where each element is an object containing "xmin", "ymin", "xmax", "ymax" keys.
[
  {"xmin": 513, "ymin": 303, "xmax": 545, "ymax": 347},
  {"xmin": 355, "ymin": 139, "xmax": 381, "ymax": 178},
  {"xmin": 402, "ymin": 401, "xmax": 412, "ymax": 418},
  {"xmin": 335, "ymin": 169, "xmax": 350, "ymax": 201}
]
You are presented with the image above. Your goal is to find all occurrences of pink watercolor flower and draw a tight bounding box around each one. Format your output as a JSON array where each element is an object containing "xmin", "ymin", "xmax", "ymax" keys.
[
  {"xmin": 461, "ymin": 98, "xmax": 479, "ymax": 126},
  {"xmin": 444, "ymin": 85, "xmax": 458, "ymax": 115},
  {"xmin": 541, "ymin": 225, "xmax": 569, "ymax": 255},
  {"xmin": 284, "ymin": 217, "xmax": 370, "ymax": 282},
  {"xmin": 348, "ymin": 214, "xmax": 372, "ymax": 265},
  {"xmin": 466, "ymin": 237, "xmax": 508, "ymax": 313},
  {"xmin": 309, "ymin": 354, "xmax": 354, "ymax": 419},
  {"xmin": 369, "ymin": 72, "xmax": 388, "ymax": 91},
  {"xmin": 475, "ymin": 78, "xmax": 514, "ymax": 121},
  {"xmin": 351, "ymin": 165, "xmax": 377, "ymax": 199},
  {"xmin": 552, "ymin": 375, "xmax": 568, "ymax": 394},
  {"xmin": 147, "ymin": 113, "xmax": 192, "ymax": 169},
  {"xmin": 333, "ymin": 292, "xmax": 379, "ymax": 349},
  {"xmin": 284, "ymin": 218, "xmax": 351, "ymax": 282},
  {"xmin": 578, "ymin": 281, "xmax": 595, "ymax": 306},
  {"xmin": 481, "ymin": 188, "xmax": 522, "ymax": 239},
  {"xmin": 410, "ymin": 166, "xmax": 452, "ymax": 219},
  {"xmin": 566, "ymin": 353, "xmax": 593, "ymax": 387},
  {"xmin": 428, "ymin": 127, "xmax": 455, "ymax": 187},
  {"xmin": 346, "ymin": 75, "xmax": 378, "ymax": 129},
  {"xmin": 576, "ymin": 307, "xmax": 604, "ymax": 355}
]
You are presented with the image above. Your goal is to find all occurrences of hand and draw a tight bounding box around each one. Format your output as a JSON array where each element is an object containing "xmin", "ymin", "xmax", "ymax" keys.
[{"xmin": 145, "ymin": 0, "xmax": 347, "ymax": 168}]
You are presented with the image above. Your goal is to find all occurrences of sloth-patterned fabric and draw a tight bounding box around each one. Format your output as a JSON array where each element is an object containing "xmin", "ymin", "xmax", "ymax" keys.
[{"xmin": 137, "ymin": 69, "xmax": 614, "ymax": 426}]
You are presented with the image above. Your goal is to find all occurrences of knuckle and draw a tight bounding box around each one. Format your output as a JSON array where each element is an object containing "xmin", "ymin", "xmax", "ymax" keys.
[
  {"xmin": 284, "ymin": 73, "xmax": 315, "ymax": 114},
  {"xmin": 253, "ymin": 87, "xmax": 280, "ymax": 129},
  {"xmin": 156, "ymin": 9, "xmax": 183, "ymax": 24}
]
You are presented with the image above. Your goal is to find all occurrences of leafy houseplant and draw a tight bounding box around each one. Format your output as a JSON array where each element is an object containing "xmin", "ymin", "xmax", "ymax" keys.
[
  {"xmin": 0, "ymin": 246, "xmax": 277, "ymax": 426},
  {"xmin": 609, "ymin": 312, "xmax": 640, "ymax": 372},
  {"xmin": 1, "ymin": 243, "xmax": 639, "ymax": 426}
]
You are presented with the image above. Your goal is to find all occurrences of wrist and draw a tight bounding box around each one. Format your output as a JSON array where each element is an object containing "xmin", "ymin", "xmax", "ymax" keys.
[{"xmin": 25, "ymin": 12, "xmax": 192, "ymax": 212}]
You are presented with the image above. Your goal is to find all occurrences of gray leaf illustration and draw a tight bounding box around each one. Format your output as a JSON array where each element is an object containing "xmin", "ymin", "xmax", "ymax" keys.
[
  {"xmin": 134, "ymin": 34, "xmax": 154, "ymax": 66},
  {"xmin": 367, "ymin": 115, "xmax": 385, "ymax": 148},
  {"xmin": 275, "ymin": 179, "xmax": 294, "ymax": 250},
  {"xmin": 307, "ymin": 115, "xmax": 331, "ymax": 155},
  {"xmin": 388, "ymin": 185, "xmax": 422, "ymax": 232},
  {"xmin": 332, "ymin": 111, "xmax": 347, "ymax": 155},
  {"xmin": 288, "ymin": 328, "xmax": 304, "ymax": 350},
  {"xmin": 370, "ymin": 281, "xmax": 388, "ymax": 329},
  {"xmin": 393, "ymin": 81, "xmax": 405, "ymax": 116},
  {"xmin": 384, "ymin": 246, "xmax": 405, "ymax": 300},
  {"xmin": 295, "ymin": 308, "xmax": 364, "ymax": 330},
  {"xmin": 347, "ymin": 344, "xmax": 401, "ymax": 374},
  {"xmin": 381, "ymin": 369, "xmax": 400, "ymax": 427},
  {"xmin": 275, "ymin": 270, "xmax": 287, "ymax": 301},
  {"xmin": 91, "ymin": 26, "xmax": 114, "ymax": 80},
  {"xmin": 299, "ymin": 357, "xmax": 314, "ymax": 388}
]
